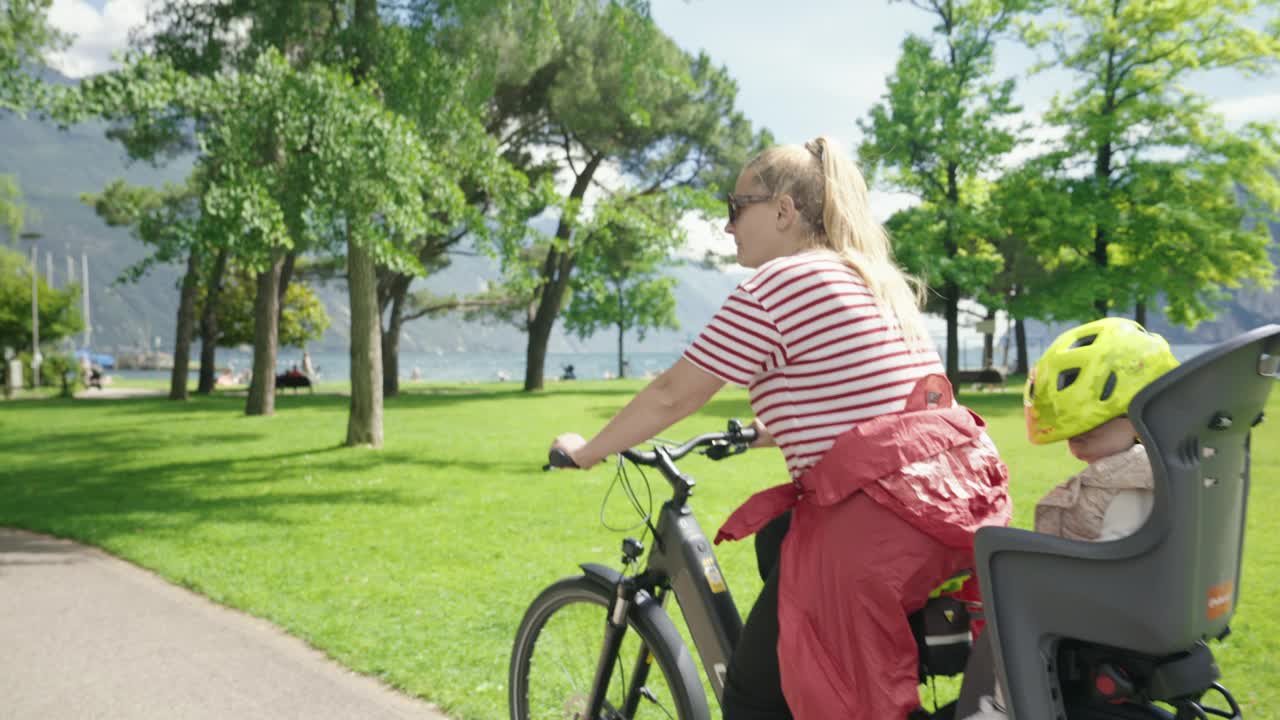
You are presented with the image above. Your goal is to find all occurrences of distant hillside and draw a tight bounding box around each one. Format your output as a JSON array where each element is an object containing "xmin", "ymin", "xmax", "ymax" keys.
[
  {"xmin": 0, "ymin": 70, "xmax": 740, "ymax": 354},
  {"xmin": 2, "ymin": 69, "xmax": 1275, "ymax": 355}
]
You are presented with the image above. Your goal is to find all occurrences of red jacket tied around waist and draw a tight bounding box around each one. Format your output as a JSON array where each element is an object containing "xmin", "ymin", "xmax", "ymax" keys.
[{"xmin": 715, "ymin": 375, "xmax": 1011, "ymax": 719}]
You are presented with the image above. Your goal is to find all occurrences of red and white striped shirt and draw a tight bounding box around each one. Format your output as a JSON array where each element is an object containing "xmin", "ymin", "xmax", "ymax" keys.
[{"xmin": 684, "ymin": 251, "xmax": 944, "ymax": 479}]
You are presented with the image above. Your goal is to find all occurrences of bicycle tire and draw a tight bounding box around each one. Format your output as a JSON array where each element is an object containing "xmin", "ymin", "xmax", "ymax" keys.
[{"xmin": 509, "ymin": 575, "xmax": 710, "ymax": 720}]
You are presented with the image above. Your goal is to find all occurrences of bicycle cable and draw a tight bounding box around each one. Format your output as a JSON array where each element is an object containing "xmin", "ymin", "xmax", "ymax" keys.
[{"xmin": 598, "ymin": 452, "xmax": 656, "ymax": 535}]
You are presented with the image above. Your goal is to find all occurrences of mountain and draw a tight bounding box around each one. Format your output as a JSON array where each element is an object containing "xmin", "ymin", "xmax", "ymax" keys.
[{"xmin": 313, "ymin": 249, "xmax": 743, "ymax": 354}]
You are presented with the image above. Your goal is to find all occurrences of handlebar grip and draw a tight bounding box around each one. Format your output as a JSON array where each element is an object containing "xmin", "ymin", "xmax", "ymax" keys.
[{"xmin": 544, "ymin": 448, "xmax": 580, "ymax": 471}]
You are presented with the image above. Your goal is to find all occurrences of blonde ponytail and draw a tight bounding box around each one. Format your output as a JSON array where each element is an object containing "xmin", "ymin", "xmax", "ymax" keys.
[{"xmin": 746, "ymin": 136, "xmax": 931, "ymax": 349}]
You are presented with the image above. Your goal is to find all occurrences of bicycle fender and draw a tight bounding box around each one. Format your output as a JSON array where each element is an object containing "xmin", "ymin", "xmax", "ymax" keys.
[
  {"xmin": 576, "ymin": 565, "xmax": 712, "ymax": 719},
  {"xmin": 579, "ymin": 563, "xmax": 624, "ymax": 590}
]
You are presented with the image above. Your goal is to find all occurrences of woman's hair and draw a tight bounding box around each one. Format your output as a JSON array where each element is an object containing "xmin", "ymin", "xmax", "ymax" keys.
[{"xmin": 744, "ymin": 136, "xmax": 931, "ymax": 348}]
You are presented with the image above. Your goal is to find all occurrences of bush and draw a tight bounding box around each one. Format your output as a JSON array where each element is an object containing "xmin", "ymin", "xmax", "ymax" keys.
[
  {"xmin": 41, "ymin": 353, "xmax": 79, "ymax": 397},
  {"xmin": 16, "ymin": 351, "xmax": 78, "ymax": 394}
]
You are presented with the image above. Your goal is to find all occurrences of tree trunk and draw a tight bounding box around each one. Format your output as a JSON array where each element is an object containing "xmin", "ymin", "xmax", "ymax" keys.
[
  {"xmin": 1092, "ymin": 131, "xmax": 1114, "ymax": 317},
  {"xmin": 342, "ymin": 0, "xmax": 383, "ymax": 444},
  {"xmin": 525, "ymin": 296, "xmax": 558, "ymax": 391},
  {"xmin": 1015, "ymin": 317, "xmax": 1029, "ymax": 376},
  {"xmin": 1090, "ymin": 40, "xmax": 1121, "ymax": 318},
  {"xmin": 1092, "ymin": 229, "xmax": 1109, "ymax": 318},
  {"xmin": 347, "ymin": 240, "xmax": 383, "ymax": 446},
  {"xmin": 381, "ymin": 273, "xmax": 411, "ymax": 398},
  {"xmin": 524, "ymin": 154, "xmax": 605, "ymax": 391},
  {"xmin": 1134, "ymin": 299, "xmax": 1147, "ymax": 327},
  {"xmin": 943, "ymin": 161, "xmax": 961, "ymax": 390},
  {"xmin": 246, "ymin": 256, "xmax": 284, "ymax": 416},
  {"xmin": 944, "ymin": 281, "xmax": 960, "ymax": 386},
  {"xmin": 382, "ymin": 311, "xmax": 401, "ymax": 397},
  {"xmin": 276, "ymin": 251, "xmax": 297, "ymax": 327},
  {"xmin": 168, "ymin": 251, "xmax": 200, "ymax": 401},
  {"xmin": 196, "ymin": 249, "xmax": 228, "ymax": 394},
  {"xmin": 981, "ymin": 306, "xmax": 996, "ymax": 368},
  {"xmin": 617, "ymin": 290, "xmax": 625, "ymax": 379}
]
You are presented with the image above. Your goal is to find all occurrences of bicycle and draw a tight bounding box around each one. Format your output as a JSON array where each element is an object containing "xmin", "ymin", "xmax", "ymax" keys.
[
  {"xmin": 509, "ymin": 419, "xmax": 756, "ymax": 719},
  {"xmin": 509, "ymin": 419, "xmax": 976, "ymax": 719}
]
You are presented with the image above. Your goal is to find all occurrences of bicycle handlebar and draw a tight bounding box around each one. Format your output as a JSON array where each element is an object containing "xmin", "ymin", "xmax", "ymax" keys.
[{"xmin": 544, "ymin": 419, "xmax": 758, "ymax": 471}]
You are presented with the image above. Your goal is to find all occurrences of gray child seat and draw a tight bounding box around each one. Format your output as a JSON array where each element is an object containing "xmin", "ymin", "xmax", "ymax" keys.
[{"xmin": 975, "ymin": 324, "xmax": 1280, "ymax": 719}]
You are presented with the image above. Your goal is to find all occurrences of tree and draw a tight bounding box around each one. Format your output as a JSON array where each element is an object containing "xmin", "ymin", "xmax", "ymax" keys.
[
  {"xmin": 1, "ymin": 0, "xmax": 67, "ymax": 114},
  {"xmin": 202, "ymin": 265, "xmax": 329, "ymax": 350},
  {"xmin": 82, "ymin": 177, "xmax": 212, "ymax": 400},
  {"xmin": 2, "ymin": 0, "xmax": 67, "ymax": 250},
  {"xmin": 1025, "ymin": 0, "xmax": 1280, "ymax": 319},
  {"xmin": 476, "ymin": 0, "xmax": 763, "ymax": 391},
  {"xmin": 563, "ymin": 197, "xmax": 680, "ymax": 378},
  {"xmin": 985, "ymin": 162, "xmax": 1084, "ymax": 373},
  {"xmin": 133, "ymin": 0, "xmax": 515, "ymax": 439},
  {"xmin": 363, "ymin": 17, "xmax": 541, "ymax": 398},
  {"xmin": 124, "ymin": 0, "xmax": 357, "ymax": 414},
  {"xmin": 0, "ymin": 174, "xmax": 24, "ymax": 242},
  {"xmin": 73, "ymin": 48, "xmax": 446, "ymax": 431},
  {"xmin": 859, "ymin": 0, "xmax": 1036, "ymax": 386},
  {"xmin": 0, "ymin": 246, "xmax": 82, "ymax": 353}
]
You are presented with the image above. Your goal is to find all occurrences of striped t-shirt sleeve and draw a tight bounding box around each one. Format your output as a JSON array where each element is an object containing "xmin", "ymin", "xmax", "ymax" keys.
[{"xmin": 683, "ymin": 286, "xmax": 783, "ymax": 387}]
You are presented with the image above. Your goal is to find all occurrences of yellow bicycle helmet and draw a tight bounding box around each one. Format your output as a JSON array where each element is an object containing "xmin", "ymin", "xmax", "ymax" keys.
[{"xmin": 1024, "ymin": 318, "xmax": 1179, "ymax": 444}]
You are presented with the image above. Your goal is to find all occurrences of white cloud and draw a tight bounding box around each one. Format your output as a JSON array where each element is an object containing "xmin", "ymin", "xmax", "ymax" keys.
[
  {"xmin": 45, "ymin": 0, "xmax": 148, "ymax": 78},
  {"xmin": 673, "ymin": 212, "xmax": 733, "ymax": 261},
  {"xmin": 998, "ymin": 108, "xmax": 1067, "ymax": 170},
  {"xmin": 1214, "ymin": 94, "xmax": 1280, "ymax": 127},
  {"xmin": 867, "ymin": 189, "xmax": 918, "ymax": 222}
]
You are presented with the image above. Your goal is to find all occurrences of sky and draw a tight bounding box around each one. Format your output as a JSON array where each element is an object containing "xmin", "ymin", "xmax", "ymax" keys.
[{"xmin": 50, "ymin": 0, "xmax": 1280, "ymax": 152}]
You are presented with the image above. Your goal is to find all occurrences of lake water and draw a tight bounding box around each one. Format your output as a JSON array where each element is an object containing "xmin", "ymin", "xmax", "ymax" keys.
[{"xmin": 111, "ymin": 342, "xmax": 1214, "ymax": 384}]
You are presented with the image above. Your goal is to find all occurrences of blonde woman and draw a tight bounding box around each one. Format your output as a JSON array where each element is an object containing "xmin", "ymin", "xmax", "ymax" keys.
[{"xmin": 551, "ymin": 137, "xmax": 1009, "ymax": 719}]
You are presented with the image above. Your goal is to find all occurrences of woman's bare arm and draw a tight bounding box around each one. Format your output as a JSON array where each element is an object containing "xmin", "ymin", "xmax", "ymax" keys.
[{"xmin": 553, "ymin": 359, "xmax": 726, "ymax": 468}]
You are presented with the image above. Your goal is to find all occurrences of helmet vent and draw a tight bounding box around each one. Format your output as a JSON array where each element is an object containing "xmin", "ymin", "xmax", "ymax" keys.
[
  {"xmin": 1100, "ymin": 371, "xmax": 1118, "ymax": 401},
  {"xmin": 1057, "ymin": 368, "xmax": 1081, "ymax": 391},
  {"xmin": 1069, "ymin": 334, "xmax": 1098, "ymax": 349}
]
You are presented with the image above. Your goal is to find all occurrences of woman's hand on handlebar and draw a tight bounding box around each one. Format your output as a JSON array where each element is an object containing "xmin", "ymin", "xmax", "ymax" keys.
[
  {"xmin": 549, "ymin": 433, "xmax": 595, "ymax": 470},
  {"xmin": 749, "ymin": 418, "xmax": 777, "ymax": 448}
]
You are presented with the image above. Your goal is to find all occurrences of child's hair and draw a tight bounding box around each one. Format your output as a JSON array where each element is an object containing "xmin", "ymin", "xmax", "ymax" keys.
[{"xmin": 744, "ymin": 136, "xmax": 930, "ymax": 348}]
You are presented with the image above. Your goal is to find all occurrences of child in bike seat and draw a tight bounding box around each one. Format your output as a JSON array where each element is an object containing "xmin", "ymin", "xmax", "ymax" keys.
[{"xmin": 965, "ymin": 317, "xmax": 1179, "ymax": 720}]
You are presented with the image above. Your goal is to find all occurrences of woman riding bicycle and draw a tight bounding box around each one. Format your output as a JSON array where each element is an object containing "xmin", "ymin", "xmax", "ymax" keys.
[{"xmin": 551, "ymin": 136, "xmax": 1010, "ymax": 719}]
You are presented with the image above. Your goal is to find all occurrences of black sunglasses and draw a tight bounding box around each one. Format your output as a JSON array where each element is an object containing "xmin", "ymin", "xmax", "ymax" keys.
[{"xmin": 727, "ymin": 193, "xmax": 773, "ymax": 224}]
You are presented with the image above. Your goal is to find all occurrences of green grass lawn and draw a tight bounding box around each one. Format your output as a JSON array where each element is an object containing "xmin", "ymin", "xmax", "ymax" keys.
[{"xmin": 0, "ymin": 381, "xmax": 1276, "ymax": 718}]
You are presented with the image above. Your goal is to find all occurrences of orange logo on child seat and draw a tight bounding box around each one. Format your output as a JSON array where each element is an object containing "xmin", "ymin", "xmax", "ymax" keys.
[{"xmin": 1207, "ymin": 581, "xmax": 1234, "ymax": 621}]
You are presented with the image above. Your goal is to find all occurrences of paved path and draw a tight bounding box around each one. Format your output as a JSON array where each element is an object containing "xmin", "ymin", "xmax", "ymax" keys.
[{"xmin": 0, "ymin": 528, "xmax": 452, "ymax": 720}]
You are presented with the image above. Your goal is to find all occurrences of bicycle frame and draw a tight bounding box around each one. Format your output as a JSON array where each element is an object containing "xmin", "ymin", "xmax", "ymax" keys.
[{"xmin": 582, "ymin": 444, "xmax": 746, "ymax": 717}]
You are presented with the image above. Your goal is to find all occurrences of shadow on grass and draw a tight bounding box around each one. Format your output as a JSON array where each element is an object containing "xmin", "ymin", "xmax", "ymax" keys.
[
  {"xmin": 0, "ymin": 421, "xmax": 474, "ymax": 545},
  {"xmin": 80, "ymin": 383, "xmax": 644, "ymax": 418}
]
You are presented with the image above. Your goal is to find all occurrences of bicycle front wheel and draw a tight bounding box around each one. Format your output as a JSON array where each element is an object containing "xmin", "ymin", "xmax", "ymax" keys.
[{"xmin": 509, "ymin": 575, "xmax": 709, "ymax": 720}]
